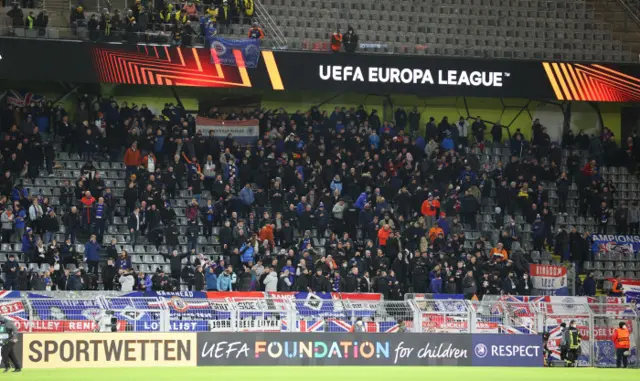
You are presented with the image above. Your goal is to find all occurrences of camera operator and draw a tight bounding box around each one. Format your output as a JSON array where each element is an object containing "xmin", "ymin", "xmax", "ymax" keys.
[
  {"xmin": 96, "ymin": 310, "xmax": 118, "ymax": 333},
  {"xmin": 0, "ymin": 316, "xmax": 21, "ymax": 373}
]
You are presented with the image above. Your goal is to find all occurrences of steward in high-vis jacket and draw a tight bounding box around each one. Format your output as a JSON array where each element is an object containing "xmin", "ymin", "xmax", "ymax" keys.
[
  {"xmin": 565, "ymin": 320, "xmax": 581, "ymax": 367},
  {"xmin": 612, "ymin": 321, "xmax": 631, "ymax": 368},
  {"xmin": 0, "ymin": 316, "xmax": 21, "ymax": 372}
]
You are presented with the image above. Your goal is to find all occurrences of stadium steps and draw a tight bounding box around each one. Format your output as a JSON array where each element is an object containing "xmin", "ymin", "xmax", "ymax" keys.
[{"xmin": 587, "ymin": 0, "xmax": 640, "ymax": 55}]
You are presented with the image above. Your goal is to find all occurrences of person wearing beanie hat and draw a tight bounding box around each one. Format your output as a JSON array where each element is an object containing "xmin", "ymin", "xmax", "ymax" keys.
[{"xmin": 613, "ymin": 321, "xmax": 631, "ymax": 368}]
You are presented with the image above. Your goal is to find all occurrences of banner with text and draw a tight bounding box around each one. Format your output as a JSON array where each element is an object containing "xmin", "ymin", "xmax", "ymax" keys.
[
  {"xmin": 196, "ymin": 332, "xmax": 472, "ymax": 366},
  {"xmin": 471, "ymin": 334, "xmax": 543, "ymax": 367},
  {"xmin": 530, "ymin": 264, "xmax": 568, "ymax": 296},
  {"xmin": 21, "ymin": 332, "xmax": 197, "ymax": 369},
  {"xmin": 196, "ymin": 117, "xmax": 259, "ymax": 144},
  {"xmin": 592, "ymin": 234, "xmax": 640, "ymax": 255}
]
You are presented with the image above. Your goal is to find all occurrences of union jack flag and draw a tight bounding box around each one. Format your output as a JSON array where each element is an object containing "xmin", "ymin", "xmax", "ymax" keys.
[
  {"xmin": 298, "ymin": 319, "xmax": 325, "ymax": 332},
  {"xmin": 6, "ymin": 90, "xmax": 45, "ymax": 108}
]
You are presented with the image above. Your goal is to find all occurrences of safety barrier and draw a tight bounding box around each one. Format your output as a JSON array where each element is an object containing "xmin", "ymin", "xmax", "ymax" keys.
[
  {"xmin": 10, "ymin": 332, "xmax": 543, "ymax": 368},
  {"xmin": 1, "ymin": 291, "xmax": 637, "ymax": 367}
]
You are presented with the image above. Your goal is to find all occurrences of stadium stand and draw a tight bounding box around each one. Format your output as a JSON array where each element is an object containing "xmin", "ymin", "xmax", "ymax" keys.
[
  {"xmin": 3, "ymin": 0, "xmax": 640, "ymax": 62},
  {"xmin": 0, "ymin": 94, "xmax": 639, "ymax": 297},
  {"xmin": 260, "ymin": 0, "xmax": 638, "ymax": 61}
]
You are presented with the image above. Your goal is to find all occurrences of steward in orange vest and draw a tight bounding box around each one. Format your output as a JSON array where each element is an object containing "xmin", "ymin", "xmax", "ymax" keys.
[
  {"xmin": 330, "ymin": 30, "xmax": 342, "ymax": 52},
  {"xmin": 612, "ymin": 322, "xmax": 631, "ymax": 368}
]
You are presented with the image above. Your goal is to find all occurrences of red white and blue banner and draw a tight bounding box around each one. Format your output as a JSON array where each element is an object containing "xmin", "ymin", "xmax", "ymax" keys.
[
  {"xmin": 620, "ymin": 279, "xmax": 640, "ymax": 305},
  {"xmin": 530, "ymin": 264, "xmax": 568, "ymax": 296},
  {"xmin": 13, "ymin": 291, "xmax": 384, "ymax": 333},
  {"xmin": 5, "ymin": 90, "xmax": 45, "ymax": 107},
  {"xmin": 592, "ymin": 234, "xmax": 640, "ymax": 255}
]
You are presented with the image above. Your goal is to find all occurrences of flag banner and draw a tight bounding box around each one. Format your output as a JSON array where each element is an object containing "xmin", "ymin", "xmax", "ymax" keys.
[
  {"xmin": 609, "ymin": 279, "xmax": 640, "ymax": 307},
  {"xmin": 591, "ymin": 234, "xmax": 640, "ymax": 255},
  {"xmin": 13, "ymin": 320, "xmax": 127, "ymax": 332},
  {"xmin": 196, "ymin": 116, "xmax": 259, "ymax": 144},
  {"xmin": 207, "ymin": 36, "xmax": 261, "ymax": 68},
  {"xmin": 6, "ymin": 90, "xmax": 44, "ymax": 107},
  {"xmin": 530, "ymin": 264, "xmax": 568, "ymax": 296}
]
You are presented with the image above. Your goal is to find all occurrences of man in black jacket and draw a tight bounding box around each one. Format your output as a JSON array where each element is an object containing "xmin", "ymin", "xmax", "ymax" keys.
[
  {"xmin": 342, "ymin": 26, "xmax": 358, "ymax": 53},
  {"xmin": 2, "ymin": 254, "xmax": 19, "ymax": 290},
  {"xmin": 344, "ymin": 267, "xmax": 360, "ymax": 292},
  {"xmin": 164, "ymin": 222, "xmax": 179, "ymax": 256},
  {"xmin": 375, "ymin": 270, "xmax": 390, "ymax": 299},
  {"xmin": 127, "ymin": 207, "xmax": 141, "ymax": 248},
  {"xmin": 63, "ymin": 206, "xmax": 81, "ymax": 243},
  {"xmin": 311, "ymin": 268, "xmax": 328, "ymax": 292},
  {"xmin": 164, "ymin": 249, "xmax": 190, "ymax": 283},
  {"xmin": 102, "ymin": 258, "xmax": 118, "ymax": 290}
]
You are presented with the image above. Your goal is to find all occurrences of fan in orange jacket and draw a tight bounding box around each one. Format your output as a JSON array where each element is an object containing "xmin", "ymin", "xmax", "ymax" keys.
[
  {"xmin": 258, "ymin": 224, "xmax": 274, "ymax": 246},
  {"xmin": 421, "ymin": 196, "xmax": 440, "ymax": 217},
  {"xmin": 490, "ymin": 243, "xmax": 508, "ymax": 262},
  {"xmin": 377, "ymin": 224, "xmax": 392, "ymax": 246},
  {"xmin": 123, "ymin": 143, "xmax": 141, "ymax": 168},
  {"xmin": 428, "ymin": 224, "xmax": 444, "ymax": 242}
]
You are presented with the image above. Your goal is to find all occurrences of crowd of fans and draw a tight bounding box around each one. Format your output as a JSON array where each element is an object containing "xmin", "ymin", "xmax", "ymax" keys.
[
  {"xmin": 0, "ymin": 94, "xmax": 638, "ymax": 297},
  {"xmin": 5, "ymin": 0, "xmax": 257, "ymax": 44},
  {"xmin": 66, "ymin": 0, "xmax": 257, "ymax": 45}
]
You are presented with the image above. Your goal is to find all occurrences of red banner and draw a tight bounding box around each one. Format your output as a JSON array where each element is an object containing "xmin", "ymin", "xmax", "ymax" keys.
[{"xmin": 14, "ymin": 320, "xmax": 126, "ymax": 333}]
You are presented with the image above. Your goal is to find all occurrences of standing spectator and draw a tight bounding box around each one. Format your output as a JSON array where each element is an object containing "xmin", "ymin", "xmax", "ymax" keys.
[
  {"xmin": 556, "ymin": 172, "xmax": 570, "ymax": 215},
  {"xmin": 629, "ymin": 201, "xmax": 640, "ymax": 235},
  {"xmin": 206, "ymin": 265, "xmax": 218, "ymax": 291},
  {"xmin": 63, "ymin": 206, "xmax": 81, "ymax": 243},
  {"xmin": 462, "ymin": 270, "xmax": 477, "ymax": 299},
  {"xmin": 217, "ymin": 265, "xmax": 234, "ymax": 291},
  {"xmin": 116, "ymin": 250, "xmax": 132, "ymax": 271},
  {"xmin": 582, "ymin": 272, "xmax": 596, "ymax": 296},
  {"xmin": 164, "ymin": 250, "xmax": 189, "ymax": 283},
  {"xmin": 68, "ymin": 269, "xmax": 84, "ymax": 291},
  {"xmin": 41, "ymin": 208, "xmax": 59, "ymax": 245},
  {"xmin": 194, "ymin": 265, "xmax": 205, "ymax": 291},
  {"xmin": 119, "ymin": 269, "xmax": 135, "ymax": 292},
  {"xmin": 596, "ymin": 201, "xmax": 610, "ymax": 234},
  {"xmin": 13, "ymin": 204, "xmax": 26, "ymax": 243},
  {"xmin": 128, "ymin": 207, "xmax": 141, "ymax": 248},
  {"xmin": 80, "ymin": 191, "xmax": 96, "ymax": 229},
  {"xmin": 123, "ymin": 142, "xmax": 141, "ymax": 180},
  {"xmin": 614, "ymin": 202, "xmax": 629, "ymax": 235},
  {"xmin": 517, "ymin": 273, "xmax": 533, "ymax": 296},
  {"xmin": 84, "ymin": 234, "xmax": 101, "ymax": 275},
  {"xmin": 28, "ymin": 198, "xmax": 43, "ymax": 233},
  {"xmin": 421, "ymin": 194, "xmax": 440, "ymax": 227},
  {"xmin": 2, "ymin": 254, "xmax": 19, "ymax": 290},
  {"xmin": 1, "ymin": 207, "xmax": 14, "ymax": 243},
  {"xmin": 102, "ymin": 258, "xmax": 117, "ymax": 290},
  {"xmin": 239, "ymin": 183, "xmax": 255, "ymax": 217}
]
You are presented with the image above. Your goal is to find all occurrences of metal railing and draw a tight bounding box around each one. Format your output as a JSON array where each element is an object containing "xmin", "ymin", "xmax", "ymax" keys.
[
  {"xmin": 615, "ymin": 0, "xmax": 640, "ymax": 28},
  {"xmin": 254, "ymin": 0, "xmax": 287, "ymax": 49},
  {"xmin": 2, "ymin": 294, "xmax": 638, "ymax": 367}
]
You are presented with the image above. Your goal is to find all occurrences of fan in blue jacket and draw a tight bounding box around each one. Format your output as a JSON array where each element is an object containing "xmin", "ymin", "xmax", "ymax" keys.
[
  {"xmin": 84, "ymin": 239, "xmax": 102, "ymax": 262},
  {"xmin": 240, "ymin": 243, "xmax": 254, "ymax": 263},
  {"xmin": 354, "ymin": 192, "xmax": 368, "ymax": 210}
]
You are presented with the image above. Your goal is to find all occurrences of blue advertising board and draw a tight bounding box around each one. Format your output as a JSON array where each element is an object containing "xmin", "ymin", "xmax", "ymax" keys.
[{"xmin": 471, "ymin": 334, "xmax": 543, "ymax": 367}]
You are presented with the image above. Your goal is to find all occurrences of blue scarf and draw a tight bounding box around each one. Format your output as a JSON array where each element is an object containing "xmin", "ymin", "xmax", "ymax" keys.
[{"xmin": 95, "ymin": 203, "xmax": 105, "ymax": 219}]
